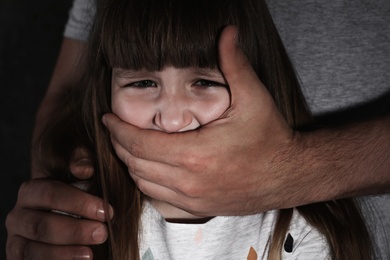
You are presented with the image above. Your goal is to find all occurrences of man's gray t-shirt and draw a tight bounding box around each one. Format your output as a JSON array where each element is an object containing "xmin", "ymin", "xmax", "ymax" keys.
[
  {"xmin": 266, "ymin": 2, "xmax": 390, "ymax": 257},
  {"xmin": 64, "ymin": 0, "xmax": 390, "ymax": 257},
  {"xmin": 267, "ymin": 1, "xmax": 390, "ymax": 116}
]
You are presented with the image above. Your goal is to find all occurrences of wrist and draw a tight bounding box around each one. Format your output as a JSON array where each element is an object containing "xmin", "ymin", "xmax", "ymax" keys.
[{"xmin": 271, "ymin": 129, "xmax": 342, "ymax": 207}]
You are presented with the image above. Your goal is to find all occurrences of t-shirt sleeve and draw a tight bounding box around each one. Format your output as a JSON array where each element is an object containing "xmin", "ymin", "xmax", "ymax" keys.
[
  {"xmin": 281, "ymin": 210, "xmax": 331, "ymax": 259},
  {"xmin": 63, "ymin": 0, "xmax": 96, "ymax": 42}
]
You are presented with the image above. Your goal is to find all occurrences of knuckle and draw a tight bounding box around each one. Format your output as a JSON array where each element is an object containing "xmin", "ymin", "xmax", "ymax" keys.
[
  {"xmin": 6, "ymin": 236, "xmax": 26, "ymax": 260},
  {"xmin": 37, "ymin": 182, "xmax": 61, "ymax": 208},
  {"xmin": 8, "ymin": 208, "xmax": 50, "ymax": 244},
  {"xmin": 63, "ymin": 223, "xmax": 81, "ymax": 243},
  {"xmin": 182, "ymin": 199, "xmax": 203, "ymax": 216},
  {"xmin": 17, "ymin": 180, "xmax": 33, "ymax": 201},
  {"xmin": 125, "ymin": 155, "xmax": 137, "ymax": 175},
  {"xmin": 135, "ymin": 179, "xmax": 147, "ymax": 194},
  {"xmin": 182, "ymin": 152, "xmax": 211, "ymax": 174},
  {"xmin": 126, "ymin": 132, "xmax": 149, "ymax": 160},
  {"xmin": 129, "ymin": 138, "xmax": 142, "ymax": 158},
  {"xmin": 179, "ymin": 181, "xmax": 201, "ymax": 198},
  {"xmin": 76, "ymin": 196, "xmax": 96, "ymax": 217},
  {"xmin": 127, "ymin": 138, "xmax": 144, "ymax": 163},
  {"xmin": 21, "ymin": 180, "xmax": 61, "ymax": 209},
  {"xmin": 25, "ymin": 213, "xmax": 48, "ymax": 242},
  {"xmin": 5, "ymin": 210, "xmax": 15, "ymax": 231}
]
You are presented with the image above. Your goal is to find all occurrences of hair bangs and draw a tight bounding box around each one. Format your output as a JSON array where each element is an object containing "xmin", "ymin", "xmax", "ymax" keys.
[{"xmin": 98, "ymin": 0, "xmax": 236, "ymax": 71}]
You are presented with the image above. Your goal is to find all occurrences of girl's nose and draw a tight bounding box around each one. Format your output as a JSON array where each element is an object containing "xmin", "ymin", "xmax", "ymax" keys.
[{"xmin": 153, "ymin": 98, "xmax": 199, "ymax": 133}]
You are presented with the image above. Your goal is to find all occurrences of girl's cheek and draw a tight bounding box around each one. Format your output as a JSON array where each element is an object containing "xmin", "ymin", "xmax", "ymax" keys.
[
  {"xmin": 197, "ymin": 94, "xmax": 230, "ymax": 125},
  {"xmin": 209, "ymin": 92, "xmax": 230, "ymax": 118},
  {"xmin": 112, "ymin": 97, "xmax": 154, "ymax": 129}
]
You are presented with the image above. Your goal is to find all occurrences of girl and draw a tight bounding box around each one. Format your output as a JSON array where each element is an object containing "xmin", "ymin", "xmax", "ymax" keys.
[{"xmin": 36, "ymin": 0, "xmax": 373, "ymax": 259}]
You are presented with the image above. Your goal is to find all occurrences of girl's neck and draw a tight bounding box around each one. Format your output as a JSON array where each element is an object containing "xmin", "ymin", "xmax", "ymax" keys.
[{"xmin": 148, "ymin": 199, "xmax": 213, "ymax": 224}]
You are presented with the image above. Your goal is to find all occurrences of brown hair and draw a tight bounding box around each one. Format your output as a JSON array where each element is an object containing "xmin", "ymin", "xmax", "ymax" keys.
[{"xmin": 36, "ymin": 0, "xmax": 373, "ymax": 259}]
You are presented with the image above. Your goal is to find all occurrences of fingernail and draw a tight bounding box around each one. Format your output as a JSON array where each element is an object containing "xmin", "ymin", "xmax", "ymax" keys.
[
  {"xmin": 73, "ymin": 248, "xmax": 92, "ymax": 259},
  {"xmin": 92, "ymin": 225, "xmax": 107, "ymax": 243},
  {"xmin": 96, "ymin": 209, "xmax": 106, "ymax": 221},
  {"xmin": 96, "ymin": 206, "xmax": 114, "ymax": 221}
]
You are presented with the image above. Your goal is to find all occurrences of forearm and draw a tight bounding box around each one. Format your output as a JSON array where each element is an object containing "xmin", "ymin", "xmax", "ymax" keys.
[
  {"xmin": 33, "ymin": 38, "xmax": 86, "ymax": 139},
  {"xmin": 283, "ymin": 115, "xmax": 390, "ymax": 205},
  {"xmin": 32, "ymin": 37, "xmax": 86, "ymax": 178}
]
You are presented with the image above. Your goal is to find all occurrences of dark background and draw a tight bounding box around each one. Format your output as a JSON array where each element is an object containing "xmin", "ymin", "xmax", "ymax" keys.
[{"xmin": 0, "ymin": 0, "xmax": 73, "ymax": 257}]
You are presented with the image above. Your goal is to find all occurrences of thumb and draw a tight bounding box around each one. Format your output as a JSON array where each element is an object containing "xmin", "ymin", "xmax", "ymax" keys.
[
  {"xmin": 218, "ymin": 25, "xmax": 273, "ymax": 115},
  {"xmin": 69, "ymin": 146, "xmax": 94, "ymax": 180}
]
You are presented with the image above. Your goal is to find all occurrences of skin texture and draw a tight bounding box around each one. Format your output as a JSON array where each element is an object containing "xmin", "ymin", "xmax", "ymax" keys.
[{"xmin": 6, "ymin": 26, "xmax": 390, "ymax": 259}]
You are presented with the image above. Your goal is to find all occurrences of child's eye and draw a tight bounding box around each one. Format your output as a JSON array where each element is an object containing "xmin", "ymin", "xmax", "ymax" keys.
[
  {"xmin": 126, "ymin": 80, "xmax": 157, "ymax": 88},
  {"xmin": 193, "ymin": 79, "xmax": 227, "ymax": 88}
]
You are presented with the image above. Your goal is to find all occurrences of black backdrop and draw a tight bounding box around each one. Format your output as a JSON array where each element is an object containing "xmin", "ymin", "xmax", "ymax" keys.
[{"xmin": 0, "ymin": 0, "xmax": 72, "ymax": 257}]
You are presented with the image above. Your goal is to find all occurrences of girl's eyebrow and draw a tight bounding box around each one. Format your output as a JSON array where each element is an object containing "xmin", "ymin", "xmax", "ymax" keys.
[
  {"xmin": 113, "ymin": 68, "xmax": 223, "ymax": 78},
  {"xmin": 191, "ymin": 68, "xmax": 223, "ymax": 78},
  {"xmin": 113, "ymin": 69, "xmax": 138, "ymax": 78}
]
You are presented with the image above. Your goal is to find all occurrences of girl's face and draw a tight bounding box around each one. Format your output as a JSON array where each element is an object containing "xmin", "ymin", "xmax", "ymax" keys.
[{"xmin": 111, "ymin": 66, "xmax": 230, "ymax": 132}]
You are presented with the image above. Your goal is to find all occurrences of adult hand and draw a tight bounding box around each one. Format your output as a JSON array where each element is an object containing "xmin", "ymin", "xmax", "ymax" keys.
[
  {"xmin": 6, "ymin": 147, "xmax": 111, "ymax": 260},
  {"xmin": 102, "ymin": 25, "xmax": 300, "ymax": 216}
]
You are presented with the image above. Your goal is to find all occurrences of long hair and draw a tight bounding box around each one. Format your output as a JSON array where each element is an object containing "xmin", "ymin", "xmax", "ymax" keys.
[{"xmin": 36, "ymin": 0, "xmax": 373, "ymax": 259}]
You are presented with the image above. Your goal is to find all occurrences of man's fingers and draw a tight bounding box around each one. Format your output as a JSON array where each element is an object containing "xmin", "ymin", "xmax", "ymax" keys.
[
  {"xmin": 113, "ymin": 141, "xmax": 180, "ymax": 187},
  {"xmin": 130, "ymin": 172, "xmax": 206, "ymax": 215},
  {"xmin": 19, "ymin": 179, "xmax": 112, "ymax": 222},
  {"xmin": 6, "ymin": 208, "xmax": 107, "ymax": 245},
  {"xmin": 6, "ymin": 236, "xmax": 93, "ymax": 260},
  {"xmin": 103, "ymin": 113, "xmax": 199, "ymax": 164},
  {"xmin": 69, "ymin": 146, "xmax": 94, "ymax": 180},
  {"xmin": 5, "ymin": 179, "xmax": 109, "ymax": 259},
  {"xmin": 130, "ymin": 173, "xmax": 177, "ymax": 204},
  {"xmin": 102, "ymin": 113, "xmax": 159, "ymax": 161}
]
